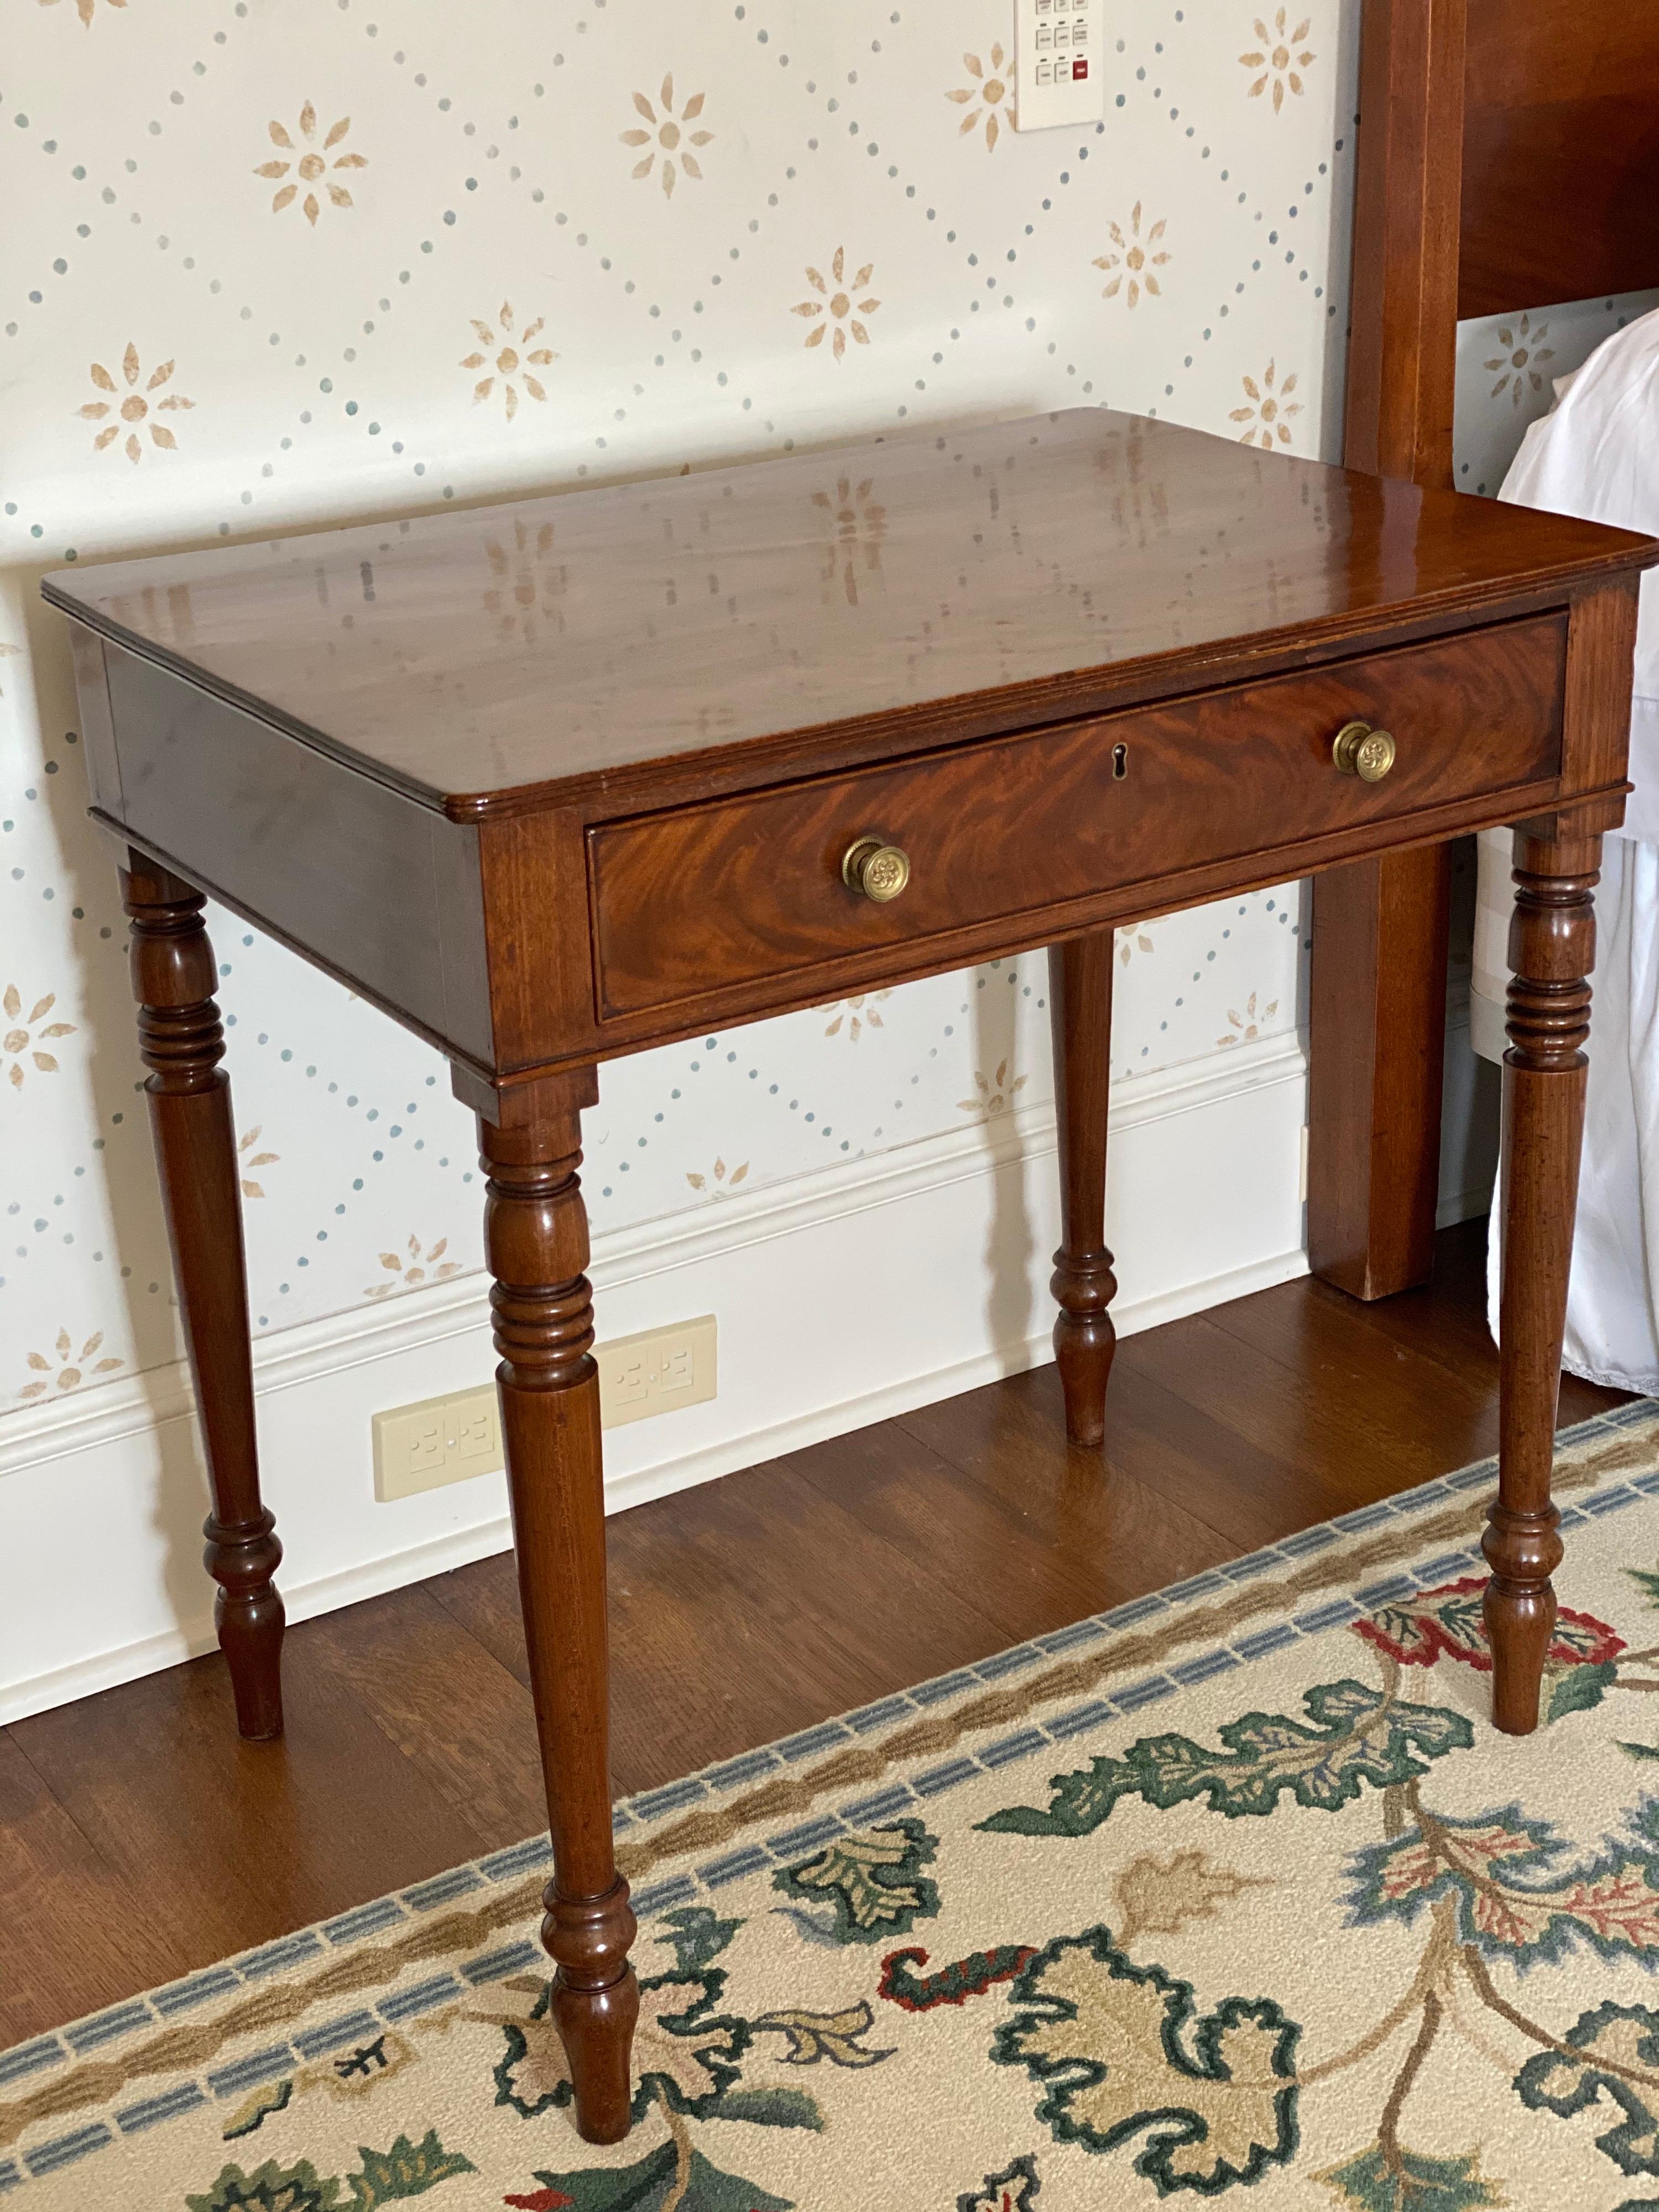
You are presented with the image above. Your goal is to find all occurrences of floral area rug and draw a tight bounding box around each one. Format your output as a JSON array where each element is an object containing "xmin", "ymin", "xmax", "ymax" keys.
[{"xmin": 9, "ymin": 1404, "xmax": 1659, "ymax": 2210}]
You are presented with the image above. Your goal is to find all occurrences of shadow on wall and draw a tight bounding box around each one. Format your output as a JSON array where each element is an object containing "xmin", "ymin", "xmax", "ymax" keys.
[
  {"xmin": 1315, "ymin": 0, "xmax": 1363, "ymax": 455},
  {"xmin": 974, "ymin": 952, "xmax": 1037, "ymax": 1374},
  {"xmin": 17, "ymin": 578, "xmax": 221, "ymax": 1642}
]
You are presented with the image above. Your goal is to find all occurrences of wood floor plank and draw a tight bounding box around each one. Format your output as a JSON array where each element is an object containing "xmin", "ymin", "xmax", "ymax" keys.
[
  {"xmin": 0, "ymin": 1730, "xmax": 184, "ymax": 2047},
  {"xmin": 1124, "ymin": 1308, "xmax": 1496, "ymax": 1506},
  {"xmin": 7, "ymin": 1600, "xmax": 487, "ymax": 2023},
  {"xmin": 1208, "ymin": 1281, "xmax": 1501, "ymax": 1461},
  {"xmin": 422, "ymin": 1553, "xmax": 532, "ymax": 1693},
  {"xmin": 788, "ymin": 1408, "xmax": 1239, "ymax": 1643},
  {"xmin": 1219, "ymin": 1281, "xmax": 1625, "ymax": 1452},
  {"xmin": 1290, "ymin": 1219, "xmax": 1627, "ymax": 1431},
  {"xmin": 899, "ymin": 1357, "xmax": 1359, "ymax": 1553},
  {"xmin": 298, "ymin": 1584, "xmax": 550, "ymax": 1853},
  {"xmin": 432, "ymin": 1447, "xmax": 1018, "ymax": 1797},
  {"xmin": 432, "ymin": 1540, "xmax": 866, "ymax": 1796},
  {"xmin": 1319, "ymin": 1218, "xmax": 1500, "ymax": 1378},
  {"xmin": 1541, "ymin": 1370, "xmax": 1623, "ymax": 1429},
  {"xmin": 605, "ymin": 1451, "xmax": 1017, "ymax": 1788}
]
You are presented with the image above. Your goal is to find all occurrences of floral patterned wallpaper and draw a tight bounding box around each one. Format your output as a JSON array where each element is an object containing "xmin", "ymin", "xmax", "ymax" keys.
[{"xmin": 0, "ymin": 0, "xmax": 1360, "ymax": 1418}]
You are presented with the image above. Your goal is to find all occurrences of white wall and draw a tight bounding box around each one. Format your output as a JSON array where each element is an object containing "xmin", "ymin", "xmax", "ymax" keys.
[{"xmin": 0, "ymin": 0, "xmax": 1402, "ymax": 1719}]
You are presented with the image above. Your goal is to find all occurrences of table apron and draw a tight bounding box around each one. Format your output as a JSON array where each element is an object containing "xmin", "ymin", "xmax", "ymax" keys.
[{"xmin": 583, "ymin": 612, "xmax": 1567, "ymax": 1040}]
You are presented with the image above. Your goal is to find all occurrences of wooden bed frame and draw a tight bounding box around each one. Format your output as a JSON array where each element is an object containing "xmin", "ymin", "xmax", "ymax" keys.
[{"xmin": 1309, "ymin": 0, "xmax": 1659, "ymax": 1305}]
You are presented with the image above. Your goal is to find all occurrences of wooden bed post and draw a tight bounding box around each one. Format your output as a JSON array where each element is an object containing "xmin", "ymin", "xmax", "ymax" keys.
[
  {"xmin": 1339, "ymin": 0, "xmax": 1467, "ymax": 493},
  {"xmin": 1308, "ymin": 0, "xmax": 1468, "ymax": 1300}
]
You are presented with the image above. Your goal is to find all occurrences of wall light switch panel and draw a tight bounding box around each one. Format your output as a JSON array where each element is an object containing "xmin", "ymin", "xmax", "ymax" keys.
[
  {"xmin": 1013, "ymin": 0, "xmax": 1103, "ymax": 130},
  {"xmin": 372, "ymin": 1316, "xmax": 719, "ymax": 1500}
]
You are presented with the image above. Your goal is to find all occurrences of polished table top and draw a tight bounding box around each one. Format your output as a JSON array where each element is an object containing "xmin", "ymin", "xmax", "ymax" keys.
[{"xmin": 41, "ymin": 409, "xmax": 1652, "ymax": 820}]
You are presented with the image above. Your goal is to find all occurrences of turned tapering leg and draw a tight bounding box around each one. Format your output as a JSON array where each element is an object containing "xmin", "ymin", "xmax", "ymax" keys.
[
  {"xmin": 1048, "ymin": 932, "xmax": 1119, "ymax": 1447},
  {"xmin": 1484, "ymin": 828, "xmax": 1600, "ymax": 1735},
  {"xmin": 122, "ymin": 853, "xmax": 284, "ymax": 1740},
  {"xmin": 480, "ymin": 1072, "xmax": 637, "ymax": 2144}
]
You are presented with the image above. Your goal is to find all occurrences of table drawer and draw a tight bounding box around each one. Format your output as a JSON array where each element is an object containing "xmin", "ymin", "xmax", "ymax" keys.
[{"xmin": 589, "ymin": 614, "xmax": 1566, "ymax": 1019}]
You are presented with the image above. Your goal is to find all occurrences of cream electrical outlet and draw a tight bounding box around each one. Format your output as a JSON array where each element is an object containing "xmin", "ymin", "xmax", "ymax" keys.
[
  {"xmin": 373, "ymin": 1385, "xmax": 503, "ymax": 1503},
  {"xmin": 596, "ymin": 1314, "xmax": 718, "ymax": 1430},
  {"xmin": 1013, "ymin": 0, "xmax": 1104, "ymax": 130},
  {"xmin": 371, "ymin": 1315, "xmax": 719, "ymax": 1500}
]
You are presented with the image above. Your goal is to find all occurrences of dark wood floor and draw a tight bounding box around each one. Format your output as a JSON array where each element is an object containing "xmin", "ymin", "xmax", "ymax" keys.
[{"xmin": 1, "ymin": 1219, "xmax": 1627, "ymax": 2048}]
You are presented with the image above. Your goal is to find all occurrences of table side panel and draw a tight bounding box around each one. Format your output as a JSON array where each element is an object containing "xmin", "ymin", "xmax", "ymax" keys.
[
  {"xmin": 97, "ymin": 638, "xmax": 494, "ymax": 1067},
  {"xmin": 588, "ymin": 614, "xmax": 1567, "ymax": 1024},
  {"xmin": 69, "ymin": 628, "xmax": 124, "ymax": 820}
]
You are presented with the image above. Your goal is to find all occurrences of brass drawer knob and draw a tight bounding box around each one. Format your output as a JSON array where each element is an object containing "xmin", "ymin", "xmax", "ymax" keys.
[
  {"xmin": 1332, "ymin": 719, "xmax": 1397, "ymax": 782},
  {"xmin": 842, "ymin": 836, "xmax": 911, "ymax": 902}
]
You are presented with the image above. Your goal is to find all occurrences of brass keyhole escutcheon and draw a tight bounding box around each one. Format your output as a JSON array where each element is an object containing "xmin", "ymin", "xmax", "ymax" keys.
[
  {"xmin": 1332, "ymin": 719, "xmax": 1397, "ymax": 783},
  {"xmin": 842, "ymin": 836, "xmax": 911, "ymax": 903}
]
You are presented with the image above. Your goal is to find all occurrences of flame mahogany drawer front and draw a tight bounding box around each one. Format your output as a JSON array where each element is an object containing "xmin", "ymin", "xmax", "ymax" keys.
[{"xmin": 588, "ymin": 612, "xmax": 1567, "ymax": 1021}]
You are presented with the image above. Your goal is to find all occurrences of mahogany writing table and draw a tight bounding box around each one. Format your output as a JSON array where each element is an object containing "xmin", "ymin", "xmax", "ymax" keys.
[{"xmin": 44, "ymin": 408, "xmax": 1658, "ymax": 2142}]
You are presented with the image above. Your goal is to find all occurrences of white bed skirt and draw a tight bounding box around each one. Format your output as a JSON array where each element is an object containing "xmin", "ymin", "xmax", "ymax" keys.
[
  {"xmin": 1473, "ymin": 303, "xmax": 1659, "ymax": 1392},
  {"xmin": 1479, "ymin": 831, "xmax": 1659, "ymax": 1393}
]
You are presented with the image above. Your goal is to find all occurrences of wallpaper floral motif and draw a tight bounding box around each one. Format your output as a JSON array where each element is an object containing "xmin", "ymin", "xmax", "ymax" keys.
[
  {"xmin": 1240, "ymin": 10, "xmax": 1315, "ymax": 115},
  {"xmin": 0, "ymin": 0, "xmax": 1360, "ymax": 1416},
  {"xmin": 257, "ymin": 101, "xmax": 368, "ymax": 227},
  {"xmin": 77, "ymin": 343, "xmax": 195, "ymax": 463},
  {"xmin": 1093, "ymin": 202, "xmax": 1170, "ymax": 309}
]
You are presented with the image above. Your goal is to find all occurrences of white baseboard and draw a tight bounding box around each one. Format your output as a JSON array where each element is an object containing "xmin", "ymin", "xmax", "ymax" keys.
[
  {"xmin": 0, "ymin": 1028, "xmax": 1305, "ymax": 1485},
  {"xmin": 1, "ymin": 1031, "xmax": 1316, "ymax": 1724},
  {"xmin": 4, "ymin": 1246, "xmax": 1308, "ymax": 1729}
]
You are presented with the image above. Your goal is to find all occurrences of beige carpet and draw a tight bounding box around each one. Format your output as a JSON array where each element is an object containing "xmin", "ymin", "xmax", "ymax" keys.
[{"xmin": 7, "ymin": 1404, "xmax": 1659, "ymax": 2209}]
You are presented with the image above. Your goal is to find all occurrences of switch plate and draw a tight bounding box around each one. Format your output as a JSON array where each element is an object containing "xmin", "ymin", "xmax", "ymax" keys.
[
  {"xmin": 1013, "ymin": 0, "xmax": 1103, "ymax": 129},
  {"xmin": 371, "ymin": 1315, "xmax": 719, "ymax": 1500}
]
